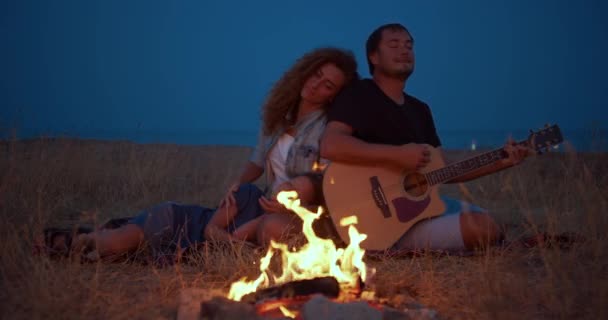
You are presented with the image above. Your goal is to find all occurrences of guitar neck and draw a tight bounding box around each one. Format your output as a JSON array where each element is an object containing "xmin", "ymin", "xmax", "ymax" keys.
[{"xmin": 425, "ymin": 140, "xmax": 528, "ymax": 186}]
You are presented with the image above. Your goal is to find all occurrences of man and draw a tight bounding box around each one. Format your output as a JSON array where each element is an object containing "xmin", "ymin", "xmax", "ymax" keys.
[
  {"xmin": 36, "ymin": 174, "xmax": 323, "ymax": 261},
  {"xmin": 320, "ymin": 23, "xmax": 530, "ymax": 251}
]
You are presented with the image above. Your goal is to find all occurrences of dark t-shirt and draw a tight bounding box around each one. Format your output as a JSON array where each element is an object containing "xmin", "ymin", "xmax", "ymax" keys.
[{"xmin": 327, "ymin": 79, "xmax": 441, "ymax": 147}]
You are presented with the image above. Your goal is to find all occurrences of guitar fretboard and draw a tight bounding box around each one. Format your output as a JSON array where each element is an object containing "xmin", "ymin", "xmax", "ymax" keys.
[{"xmin": 425, "ymin": 147, "xmax": 511, "ymax": 186}]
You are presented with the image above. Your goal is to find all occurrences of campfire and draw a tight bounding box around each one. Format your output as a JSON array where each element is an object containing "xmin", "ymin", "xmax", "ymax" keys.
[
  {"xmin": 177, "ymin": 191, "xmax": 438, "ymax": 319},
  {"xmin": 226, "ymin": 190, "xmax": 374, "ymax": 317}
]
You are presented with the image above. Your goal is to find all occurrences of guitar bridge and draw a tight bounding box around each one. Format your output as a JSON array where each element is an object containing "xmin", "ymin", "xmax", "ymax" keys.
[{"xmin": 370, "ymin": 176, "xmax": 391, "ymax": 218}]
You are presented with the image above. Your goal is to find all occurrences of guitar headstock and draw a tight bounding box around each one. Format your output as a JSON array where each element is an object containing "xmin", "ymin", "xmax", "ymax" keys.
[{"xmin": 526, "ymin": 124, "xmax": 564, "ymax": 154}]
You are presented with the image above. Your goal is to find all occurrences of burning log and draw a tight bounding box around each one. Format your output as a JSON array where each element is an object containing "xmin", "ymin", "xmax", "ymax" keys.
[
  {"xmin": 178, "ymin": 287, "xmax": 439, "ymax": 320},
  {"xmin": 192, "ymin": 293, "xmax": 440, "ymax": 320},
  {"xmin": 240, "ymin": 276, "xmax": 340, "ymax": 304}
]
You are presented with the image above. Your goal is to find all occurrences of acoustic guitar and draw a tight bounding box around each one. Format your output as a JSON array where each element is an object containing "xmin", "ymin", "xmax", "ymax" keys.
[{"xmin": 322, "ymin": 124, "xmax": 564, "ymax": 250}]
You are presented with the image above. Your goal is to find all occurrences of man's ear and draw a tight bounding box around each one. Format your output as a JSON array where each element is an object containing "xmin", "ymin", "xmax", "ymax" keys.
[{"xmin": 369, "ymin": 52, "xmax": 379, "ymax": 66}]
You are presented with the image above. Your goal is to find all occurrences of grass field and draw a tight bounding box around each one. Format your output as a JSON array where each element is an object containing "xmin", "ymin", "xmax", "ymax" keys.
[{"xmin": 1, "ymin": 137, "xmax": 606, "ymax": 319}]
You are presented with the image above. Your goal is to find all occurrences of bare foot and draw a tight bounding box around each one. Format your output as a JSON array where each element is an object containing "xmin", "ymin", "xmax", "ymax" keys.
[{"xmin": 70, "ymin": 233, "xmax": 96, "ymax": 260}]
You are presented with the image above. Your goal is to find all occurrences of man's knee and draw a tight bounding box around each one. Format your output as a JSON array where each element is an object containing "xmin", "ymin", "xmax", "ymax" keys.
[
  {"xmin": 256, "ymin": 215, "xmax": 298, "ymax": 246},
  {"xmin": 460, "ymin": 212, "xmax": 503, "ymax": 248},
  {"xmin": 256, "ymin": 216, "xmax": 275, "ymax": 246}
]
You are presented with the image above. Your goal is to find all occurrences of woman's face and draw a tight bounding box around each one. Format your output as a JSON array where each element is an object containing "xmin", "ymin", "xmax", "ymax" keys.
[{"xmin": 300, "ymin": 63, "xmax": 346, "ymax": 106}]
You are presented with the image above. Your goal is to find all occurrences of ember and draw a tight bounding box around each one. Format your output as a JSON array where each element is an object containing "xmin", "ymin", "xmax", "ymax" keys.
[{"xmin": 192, "ymin": 294, "xmax": 439, "ymax": 320}]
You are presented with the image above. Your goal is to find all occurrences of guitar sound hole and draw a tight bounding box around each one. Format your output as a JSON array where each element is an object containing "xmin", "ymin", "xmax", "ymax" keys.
[{"xmin": 403, "ymin": 172, "xmax": 428, "ymax": 197}]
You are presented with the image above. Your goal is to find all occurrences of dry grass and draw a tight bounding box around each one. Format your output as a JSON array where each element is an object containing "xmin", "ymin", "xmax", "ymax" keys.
[{"xmin": 1, "ymin": 137, "xmax": 607, "ymax": 319}]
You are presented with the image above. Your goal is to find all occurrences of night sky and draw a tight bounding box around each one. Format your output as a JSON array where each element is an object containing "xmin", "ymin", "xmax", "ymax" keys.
[{"xmin": 1, "ymin": 0, "xmax": 607, "ymax": 148}]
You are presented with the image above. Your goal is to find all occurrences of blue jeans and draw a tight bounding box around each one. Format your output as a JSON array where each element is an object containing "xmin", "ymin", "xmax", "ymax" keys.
[{"xmin": 128, "ymin": 183, "xmax": 265, "ymax": 252}]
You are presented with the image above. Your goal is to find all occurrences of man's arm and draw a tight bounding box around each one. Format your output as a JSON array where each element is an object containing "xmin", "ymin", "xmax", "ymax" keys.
[{"xmin": 320, "ymin": 121, "xmax": 430, "ymax": 171}]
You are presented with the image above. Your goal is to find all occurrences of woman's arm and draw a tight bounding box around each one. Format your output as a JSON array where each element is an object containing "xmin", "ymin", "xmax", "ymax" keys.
[
  {"xmin": 220, "ymin": 162, "xmax": 264, "ymax": 208},
  {"xmin": 236, "ymin": 161, "xmax": 264, "ymax": 184},
  {"xmin": 239, "ymin": 129, "xmax": 268, "ymax": 184}
]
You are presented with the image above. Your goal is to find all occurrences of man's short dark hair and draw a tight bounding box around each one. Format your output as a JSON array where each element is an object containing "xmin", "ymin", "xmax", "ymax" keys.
[{"xmin": 365, "ymin": 23, "xmax": 412, "ymax": 75}]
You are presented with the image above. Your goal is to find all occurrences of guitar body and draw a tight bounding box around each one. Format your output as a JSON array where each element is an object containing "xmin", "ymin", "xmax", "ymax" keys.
[{"xmin": 323, "ymin": 145, "xmax": 447, "ymax": 250}]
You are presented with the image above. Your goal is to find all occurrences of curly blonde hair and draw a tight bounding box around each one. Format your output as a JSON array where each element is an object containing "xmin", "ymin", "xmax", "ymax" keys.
[{"xmin": 261, "ymin": 47, "xmax": 358, "ymax": 135}]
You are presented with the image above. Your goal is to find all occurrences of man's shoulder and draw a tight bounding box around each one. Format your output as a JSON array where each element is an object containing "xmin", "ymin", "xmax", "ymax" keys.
[
  {"xmin": 327, "ymin": 79, "xmax": 375, "ymax": 122},
  {"xmin": 336, "ymin": 78, "xmax": 376, "ymax": 99}
]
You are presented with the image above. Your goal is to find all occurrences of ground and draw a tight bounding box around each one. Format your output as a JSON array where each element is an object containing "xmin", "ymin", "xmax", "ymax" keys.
[{"xmin": 1, "ymin": 138, "xmax": 607, "ymax": 319}]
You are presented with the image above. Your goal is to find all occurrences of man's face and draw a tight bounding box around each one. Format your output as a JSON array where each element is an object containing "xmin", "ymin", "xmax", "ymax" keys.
[{"xmin": 370, "ymin": 29, "xmax": 415, "ymax": 79}]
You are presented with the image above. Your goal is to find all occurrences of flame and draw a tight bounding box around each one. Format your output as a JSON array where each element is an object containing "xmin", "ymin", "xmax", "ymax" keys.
[
  {"xmin": 228, "ymin": 190, "xmax": 370, "ymax": 301},
  {"xmin": 312, "ymin": 161, "xmax": 327, "ymax": 172}
]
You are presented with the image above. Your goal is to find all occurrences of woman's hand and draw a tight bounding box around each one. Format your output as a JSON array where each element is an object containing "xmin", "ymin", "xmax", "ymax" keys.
[
  {"xmin": 259, "ymin": 196, "xmax": 291, "ymax": 214},
  {"xmin": 219, "ymin": 183, "xmax": 239, "ymax": 208}
]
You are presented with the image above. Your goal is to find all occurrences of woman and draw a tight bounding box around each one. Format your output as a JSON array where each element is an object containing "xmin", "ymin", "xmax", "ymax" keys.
[
  {"xmin": 217, "ymin": 47, "xmax": 358, "ymax": 245},
  {"xmin": 35, "ymin": 47, "xmax": 358, "ymax": 262}
]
